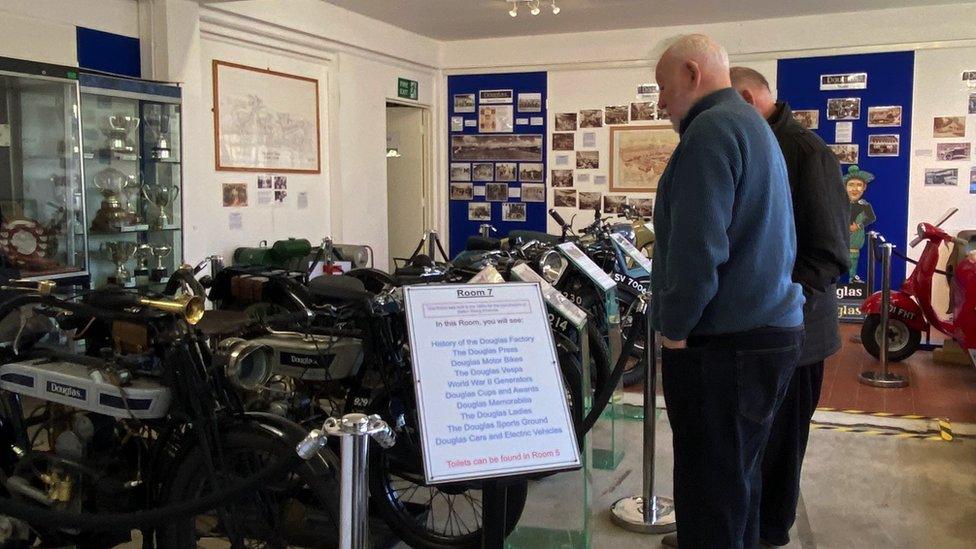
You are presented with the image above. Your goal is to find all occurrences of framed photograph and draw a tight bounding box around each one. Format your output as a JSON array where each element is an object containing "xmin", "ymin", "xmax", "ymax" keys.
[
  {"xmin": 468, "ymin": 202, "xmax": 491, "ymax": 221},
  {"xmin": 519, "ymin": 163, "xmax": 544, "ymax": 182},
  {"xmin": 451, "ymin": 135, "xmax": 543, "ymax": 161},
  {"xmin": 867, "ymin": 106, "xmax": 902, "ymax": 127},
  {"xmin": 472, "ymin": 162, "xmax": 494, "ymax": 181},
  {"xmin": 936, "ymin": 142, "xmax": 971, "ymax": 161},
  {"xmin": 924, "ymin": 168, "xmax": 958, "ymax": 186},
  {"xmin": 551, "ymin": 169, "xmax": 574, "ymax": 187},
  {"xmin": 828, "ymin": 144, "xmax": 859, "ymax": 164},
  {"xmin": 578, "ymin": 191, "xmax": 602, "ymax": 211},
  {"xmin": 576, "ymin": 150, "xmax": 599, "ymax": 169},
  {"xmin": 450, "ymin": 162, "xmax": 471, "ymax": 181},
  {"xmin": 521, "ymin": 184, "xmax": 545, "ymax": 202},
  {"xmin": 454, "ymin": 94, "xmax": 476, "ymax": 113},
  {"xmin": 450, "ymin": 183, "xmax": 473, "ymax": 200},
  {"xmin": 222, "ymin": 183, "xmax": 248, "ymax": 207},
  {"xmin": 792, "ymin": 110, "xmax": 819, "ymax": 129},
  {"xmin": 605, "ymin": 106, "xmax": 629, "ymax": 125},
  {"xmin": 552, "ymin": 133, "xmax": 575, "ymax": 151},
  {"xmin": 555, "ymin": 113, "xmax": 577, "ymax": 131},
  {"xmin": 631, "ymin": 197, "xmax": 653, "ymax": 217},
  {"xmin": 502, "ymin": 202, "xmax": 527, "ymax": 222},
  {"xmin": 478, "ymin": 105, "xmax": 514, "ymax": 133},
  {"xmin": 553, "ymin": 189, "xmax": 577, "ymax": 208},
  {"xmin": 495, "ymin": 162, "xmax": 517, "ymax": 181},
  {"xmin": 867, "ymin": 135, "xmax": 899, "ymax": 157},
  {"xmin": 579, "ymin": 109, "xmax": 603, "ymax": 128},
  {"xmin": 517, "ymin": 93, "xmax": 542, "ymax": 112},
  {"xmin": 603, "ymin": 195, "xmax": 628, "ymax": 214},
  {"xmin": 213, "ymin": 60, "xmax": 321, "ymax": 173},
  {"xmin": 826, "ymin": 97, "xmax": 861, "ymax": 120},
  {"xmin": 609, "ymin": 125, "xmax": 679, "ymax": 192},
  {"xmin": 934, "ymin": 116, "xmax": 966, "ymax": 138},
  {"xmin": 486, "ymin": 182, "xmax": 509, "ymax": 202},
  {"xmin": 631, "ymin": 102, "xmax": 656, "ymax": 122},
  {"xmin": 479, "ymin": 89, "xmax": 513, "ymax": 104}
]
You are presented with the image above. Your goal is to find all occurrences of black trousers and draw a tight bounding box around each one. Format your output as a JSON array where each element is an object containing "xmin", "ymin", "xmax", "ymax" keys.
[
  {"xmin": 759, "ymin": 361, "xmax": 824, "ymax": 546},
  {"xmin": 661, "ymin": 327, "xmax": 803, "ymax": 549}
]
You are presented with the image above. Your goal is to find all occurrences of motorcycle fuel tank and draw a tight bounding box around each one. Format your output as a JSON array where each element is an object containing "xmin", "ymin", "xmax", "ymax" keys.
[{"xmin": 246, "ymin": 333, "xmax": 364, "ymax": 381}]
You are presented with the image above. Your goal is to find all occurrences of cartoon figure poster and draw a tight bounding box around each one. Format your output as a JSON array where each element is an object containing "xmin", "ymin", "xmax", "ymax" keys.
[{"xmin": 845, "ymin": 165, "xmax": 876, "ymax": 282}]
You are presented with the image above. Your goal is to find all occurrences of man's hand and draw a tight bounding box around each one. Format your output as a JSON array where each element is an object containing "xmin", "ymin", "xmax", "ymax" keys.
[{"xmin": 661, "ymin": 337, "xmax": 687, "ymax": 349}]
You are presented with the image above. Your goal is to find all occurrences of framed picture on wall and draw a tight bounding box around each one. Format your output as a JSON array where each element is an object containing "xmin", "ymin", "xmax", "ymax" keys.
[
  {"xmin": 826, "ymin": 97, "xmax": 861, "ymax": 121},
  {"xmin": 609, "ymin": 125, "xmax": 679, "ymax": 192},
  {"xmin": 212, "ymin": 60, "xmax": 321, "ymax": 173}
]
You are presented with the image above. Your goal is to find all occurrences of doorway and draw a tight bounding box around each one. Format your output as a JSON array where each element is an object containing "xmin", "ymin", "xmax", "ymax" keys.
[{"xmin": 386, "ymin": 102, "xmax": 430, "ymax": 269}]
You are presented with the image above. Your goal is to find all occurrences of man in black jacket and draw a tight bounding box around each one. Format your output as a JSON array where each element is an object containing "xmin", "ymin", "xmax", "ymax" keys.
[{"xmin": 730, "ymin": 67, "xmax": 851, "ymax": 546}]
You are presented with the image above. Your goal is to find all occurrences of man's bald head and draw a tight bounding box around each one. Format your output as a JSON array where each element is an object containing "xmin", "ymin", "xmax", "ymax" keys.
[
  {"xmin": 654, "ymin": 34, "xmax": 733, "ymax": 132},
  {"xmin": 730, "ymin": 66, "xmax": 777, "ymax": 119}
]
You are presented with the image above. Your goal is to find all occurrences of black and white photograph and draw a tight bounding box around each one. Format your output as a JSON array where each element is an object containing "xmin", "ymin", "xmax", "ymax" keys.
[
  {"xmin": 553, "ymin": 188, "xmax": 577, "ymax": 207},
  {"xmin": 970, "ymin": 93, "xmax": 976, "ymax": 115},
  {"xmin": 257, "ymin": 175, "xmax": 273, "ymax": 189},
  {"xmin": 495, "ymin": 162, "xmax": 517, "ymax": 181},
  {"xmin": 631, "ymin": 197, "xmax": 653, "ymax": 217},
  {"xmin": 517, "ymin": 93, "xmax": 542, "ymax": 112},
  {"xmin": 828, "ymin": 144, "xmax": 859, "ymax": 164},
  {"xmin": 934, "ymin": 116, "xmax": 966, "ymax": 138},
  {"xmin": 827, "ymin": 97, "xmax": 861, "ymax": 120},
  {"xmin": 468, "ymin": 202, "xmax": 491, "ymax": 221},
  {"xmin": 578, "ymin": 191, "xmax": 602, "ymax": 210},
  {"xmin": 867, "ymin": 134, "xmax": 900, "ymax": 157},
  {"xmin": 555, "ymin": 112, "xmax": 577, "ymax": 131},
  {"xmin": 450, "ymin": 182, "xmax": 473, "ymax": 200},
  {"xmin": 936, "ymin": 142, "xmax": 972, "ymax": 161},
  {"xmin": 552, "ymin": 132, "xmax": 575, "ymax": 151},
  {"xmin": 603, "ymin": 194, "xmax": 628, "ymax": 214},
  {"xmin": 792, "ymin": 110, "xmax": 819, "ymax": 129},
  {"xmin": 274, "ymin": 190, "xmax": 287, "ymax": 203},
  {"xmin": 551, "ymin": 169, "xmax": 574, "ymax": 187},
  {"xmin": 472, "ymin": 162, "xmax": 494, "ymax": 181},
  {"xmin": 605, "ymin": 105, "xmax": 629, "ymax": 125},
  {"xmin": 273, "ymin": 175, "xmax": 287, "ymax": 189},
  {"xmin": 521, "ymin": 183, "xmax": 545, "ymax": 202},
  {"xmin": 502, "ymin": 202, "xmax": 527, "ymax": 222},
  {"xmin": 222, "ymin": 183, "xmax": 248, "ymax": 207},
  {"xmin": 579, "ymin": 109, "xmax": 603, "ymax": 128},
  {"xmin": 453, "ymin": 93, "xmax": 475, "ymax": 113},
  {"xmin": 867, "ymin": 106, "xmax": 902, "ymax": 127},
  {"xmin": 450, "ymin": 162, "xmax": 471, "ymax": 181},
  {"xmin": 631, "ymin": 102, "xmax": 656, "ymax": 121},
  {"xmin": 820, "ymin": 72, "xmax": 867, "ymax": 90},
  {"xmin": 451, "ymin": 134, "xmax": 544, "ymax": 161},
  {"xmin": 925, "ymin": 168, "xmax": 958, "ymax": 186},
  {"xmin": 486, "ymin": 182, "xmax": 509, "ymax": 202},
  {"xmin": 478, "ymin": 105, "xmax": 514, "ymax": 133},
  {"xmin": 576, "ymin": 150, "xmax": 599, "ymax": 169},
  {"xmin": 479, "ymin": 89, "xmax": 513, "ymax": 104},
  {"xmin": 519, "ymin": 163, "xmax": 544, "ymax": 182}
]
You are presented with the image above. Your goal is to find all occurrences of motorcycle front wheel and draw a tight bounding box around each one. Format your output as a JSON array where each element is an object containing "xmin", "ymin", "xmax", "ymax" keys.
[{"xmin": 860, "ymin": 313, "xmax": 921, "ymax": 362}]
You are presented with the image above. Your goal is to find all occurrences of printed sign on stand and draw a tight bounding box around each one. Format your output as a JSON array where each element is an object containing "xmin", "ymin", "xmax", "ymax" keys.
[
  {"xmin": 404, "ymin": 283, "xmax": 581, "ymax": 484},
  {"xmin": 610, "ymin": 233, "xmax": 653, "ymax": 273}
]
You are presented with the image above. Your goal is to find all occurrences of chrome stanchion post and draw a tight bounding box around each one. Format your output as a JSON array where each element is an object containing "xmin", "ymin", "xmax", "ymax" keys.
[
  {"xmin": 859, "ymin": 243, "xmax": 908, "ymax": 388},
  {"xmin": 297, "ymin": 413, "xmax": 396, "ymax": 549},
  {"xmin": 427, "ymin": 229, "xmax": 438, "ymax": 260},
  {"xmin": 866, "ymin": 231, "xmax": 878, "ymax": 295},
  {"xmin": 610, "ymin": 294, "xmax": 676, "ymax": 533}
]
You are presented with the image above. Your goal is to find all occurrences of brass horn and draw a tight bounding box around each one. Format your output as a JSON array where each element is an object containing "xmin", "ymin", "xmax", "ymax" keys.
[{"xmin": 137, "ymin": 294, "xmax": 205, "ymax": 325}]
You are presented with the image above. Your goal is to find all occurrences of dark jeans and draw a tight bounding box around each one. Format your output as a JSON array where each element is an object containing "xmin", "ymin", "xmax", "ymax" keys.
[
  {"xmin": 759, "ymin": 361, "xmax": 824, "ymax": 546},
  {"xmin": 662, "ymin": 326, "xmax": 803, "ymax": 549}
]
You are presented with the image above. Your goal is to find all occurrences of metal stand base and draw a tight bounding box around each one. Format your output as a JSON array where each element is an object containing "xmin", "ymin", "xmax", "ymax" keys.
[
  {"xmin": 858, "ymin": 371, "xmax": 908, "ymax": 388},
  {"xmin": 610, "ymin": 496, "xmax": 676, "ymax": 534}
]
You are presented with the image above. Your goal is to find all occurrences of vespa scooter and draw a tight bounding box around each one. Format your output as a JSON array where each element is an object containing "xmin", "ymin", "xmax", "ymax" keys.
[{"xmin": 861, "ymin": 208, "xmax": 976, "ymax": 365}]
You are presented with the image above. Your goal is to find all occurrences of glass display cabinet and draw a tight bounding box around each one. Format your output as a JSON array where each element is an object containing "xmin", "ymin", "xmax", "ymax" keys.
[
  {"xmin": 79, "ymin": 74, "xmax": 183, "ymax": 289},
  {"xmin": 0, "ymin": 57, "xmax": 88, "ymax": 284}
]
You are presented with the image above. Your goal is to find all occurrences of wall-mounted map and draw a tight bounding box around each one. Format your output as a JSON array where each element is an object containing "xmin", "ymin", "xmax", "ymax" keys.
[
  {"xmin": 213, "ymin": 60, "xmax": 321, "ymax": 173},
  {"xmin": 609, "ymin": 125, "xmax": 678, "ymax": 192}
]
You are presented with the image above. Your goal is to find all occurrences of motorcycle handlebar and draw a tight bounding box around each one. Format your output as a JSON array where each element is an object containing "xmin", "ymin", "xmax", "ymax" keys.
[{"xmin": 548, "ymin": 208, "xmax": 569, "ymax": 228}]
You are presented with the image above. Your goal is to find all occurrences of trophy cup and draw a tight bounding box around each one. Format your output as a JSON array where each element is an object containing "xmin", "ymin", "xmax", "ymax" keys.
[
  {"xmin": 91, "ymin": 168, "xmax": 137, "ymax": 231},
  {"xmin": 101, "ymin": 114, "xmax": 140, "ymax": 153},
  {"xmin": 142, "ymin": 184, "xmax": 180, "ymax": 229},
  {"xmin": 150, "ymin": 245, "xmax": 172, "ymax": 282},
  {"xmin": 101, "ymin": 241, "xmax": 138, "ymax": 287},
  {"xmin": 134, "ymin": 244, "xmax": 154, "ymax": 284},
  {"xmin": 151, "ymin": 133, "xmax": 172, "ymax": 160},
  {"xmin": 145, "ymin": 106, "xmax": 172, "ymax": 160}
]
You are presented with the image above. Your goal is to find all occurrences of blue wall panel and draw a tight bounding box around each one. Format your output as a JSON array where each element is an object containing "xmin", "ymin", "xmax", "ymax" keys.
[{"xmin": 76, "ymin": 27, "xmax": 140, "ymax": 78}]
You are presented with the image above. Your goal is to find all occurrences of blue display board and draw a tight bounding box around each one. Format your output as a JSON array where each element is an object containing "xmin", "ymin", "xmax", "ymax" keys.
[
  {"xmin": 76, "ymin": 27, "xmax": 141, "ymax": 78},
  {"xmin": 777, "ymin": 52, "xmax": 914, "ymax": 287},
  {"xmin": 447, "ymin": 72, "xmax": 547, "ymax": 257}
]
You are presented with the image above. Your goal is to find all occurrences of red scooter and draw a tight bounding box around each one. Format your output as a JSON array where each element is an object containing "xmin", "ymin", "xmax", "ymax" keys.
[{"xmin": 861, "ymin": 208, "xmax": 976, "ymax": 365}]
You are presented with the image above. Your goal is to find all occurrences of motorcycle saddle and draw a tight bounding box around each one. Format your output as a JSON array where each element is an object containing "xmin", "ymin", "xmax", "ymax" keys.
[
  {"xmin": 466, "ymin": 235, "xmax": 501, "ymax": 251},
  {"xmin": 307, "ymin": 275, "xmax": 373, "ymax": 304},
  {"xmin": 508, "ymin": 230, "xmax": 560, "ymax": 246}
]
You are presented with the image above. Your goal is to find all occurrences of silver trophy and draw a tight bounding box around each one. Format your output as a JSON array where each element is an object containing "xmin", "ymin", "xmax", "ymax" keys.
[
  {"xmin": 134, "ymin": 244, "xmax": 154, "ymax": 278},
  {"xmin": 91, "ymin": 168, "xmax": 137, "ymax": 231},
  {"xmin": 101, "ymin": 241, "xmax": 138, "ymax": 286},
  {"xmin": 150, "ymin": 245, "xmax": 173, "ymax": 282},
  {"xmin": 142, "ymin": 184, "xmax": 180, "ymax": 229},
  {"xmin": 144, "ymin": 106, "xmax": 172, "ymax": 160},
  {"xmin": 101, "ymin": 114, "xmax": 140, "ymax": 153}
]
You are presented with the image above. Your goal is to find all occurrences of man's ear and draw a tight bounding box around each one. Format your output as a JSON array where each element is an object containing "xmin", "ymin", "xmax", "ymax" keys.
[
  {"xmin": 740, "ymin": 88, "xmax": 756, "ymax": 106},
  {"xmin": 686, "ymin": 60, "xmax": 701, "ymax": 86}
]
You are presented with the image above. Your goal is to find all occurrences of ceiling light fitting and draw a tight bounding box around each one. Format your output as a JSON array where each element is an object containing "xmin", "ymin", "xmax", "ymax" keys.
[{"xmin": 507, "ymin": 1, "xmax": 560, "ymax": 18}]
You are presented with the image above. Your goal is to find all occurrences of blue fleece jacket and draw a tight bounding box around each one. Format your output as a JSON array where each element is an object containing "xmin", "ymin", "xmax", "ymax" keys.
[{"xmin": 650, "ymin": 88, "xmax": 804, "ymax": 341}]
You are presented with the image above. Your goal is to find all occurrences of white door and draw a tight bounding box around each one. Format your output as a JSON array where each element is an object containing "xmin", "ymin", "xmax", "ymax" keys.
[{"xmin": 386, "ymin": 104, "xmax": 428, "ymax": 268}]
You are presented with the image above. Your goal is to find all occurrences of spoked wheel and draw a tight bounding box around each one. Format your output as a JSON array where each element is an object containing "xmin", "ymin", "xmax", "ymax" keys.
[
  {"xmin": 860, "ymin": 314, "xmax": 922, "ymax": 362},
  {"xmin": 158, "ymin": 426, "xmax": 340, "ymax": 548}
]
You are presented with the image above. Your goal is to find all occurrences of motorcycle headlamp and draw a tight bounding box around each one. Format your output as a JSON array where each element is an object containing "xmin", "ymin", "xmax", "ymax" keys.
[
  {"xmin": 538, "ymin": 250, "xmax": 567, "ymax": 285},
  {"xmin": 218, "ymin": 337, "xmax": 275, "ymax": 391}
]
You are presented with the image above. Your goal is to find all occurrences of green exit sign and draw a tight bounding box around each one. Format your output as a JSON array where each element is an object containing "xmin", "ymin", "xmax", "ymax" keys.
[{"xmin": 398, "ymin": 77, "xmax": 418, "ymax": 101}]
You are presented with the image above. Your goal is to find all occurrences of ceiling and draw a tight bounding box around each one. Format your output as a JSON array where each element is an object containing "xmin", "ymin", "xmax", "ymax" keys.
[{"xmin": 321, "ymin": 0, "xmax": 972, "ymax": 41}]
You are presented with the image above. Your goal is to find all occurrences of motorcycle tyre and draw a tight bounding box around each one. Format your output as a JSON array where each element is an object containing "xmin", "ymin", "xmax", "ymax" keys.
[{"xmin": 860, "ymin": 314, "xmax": 921, "ymax": 363}]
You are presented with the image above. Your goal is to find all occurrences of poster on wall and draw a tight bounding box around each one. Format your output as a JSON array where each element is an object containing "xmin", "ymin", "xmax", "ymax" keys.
[
  {"xmin": 820, "ymin": 72, "xmax": 868, "ymax": 90},
  {"xmin": 933, "ymin": 116, "xmax": 966, "ymax": 138},
  {"xmin": 925, "ymin": 168, "xmax": 959, "ymax": 186},
  {"xmin": 551, "ymin": 169, "xmax": 574, "ymax": 187},
  {"xmin": 450, "ymin": 162, "xmax": 471, "ymax": 181},
  {"xmin": 454, "ymin": 94, "xmax": 475, "ymax": 113},
  {"xmin": 792, "ymin": 110, "xmax": 819, "ymax": 129},
  {"xmin": 867, "ymin": 106, "xmax": 902, "ymax": 127},
  {"xmin": 579, "ymin": 109, "xmax": 603, "ymax": 128},
  {"xmin": 495, "ymin": 163, "xmax": 517, "ymax": 181},
  {"xmin": 479, "ymin": 89, "xmax": 513, "ymax": 104},
  {"xmin": 577, "ymin": 151, "xmax": 599, "ymax": 169},
  {"xmin": 555, "ymin": 113, "xmax": 577, "ymax": 131},
  {"xmin": 604, "ymin": 195, "xmax": 628, "ymax": 213},
  {"xmin": 631, "ymin": 198, "xmax": 653, "ymax": 217},
  {"xmin": 578, "ymin": 191, "xmax": 602, "ymax": 210},
  {"xmin": 521, "ymin": 184, "xmax": 545, "ymax": 202},
  {"xmin": 486, "ymin": 183, "xmax": 509, "ymax": 202},
  {"xmin": 826, "ymin": 97, "xmax": 861, "ymax": 120},
  {"xmin": 552, "ymin": 133, "xmax": 575, "ymax": 151},
  {"xmin": 609, "ymin": 125, "xmax": 679, "ymax": 192},
  {"xmin": 222, "ymin": 183, "xmax": 248, "ymax": 207},
  {"xmin": 604, "ymin": 106, "xmax": 629, "ymax": 125},
  {"xmin": 472, "ymin": 162, "xmax": 494, "ymax": 181},
  {"xmin": 631, "ymin": 102, "xmax": 656, "ymax": 122},
  {"xmin": 502, "ymin": 202, "xmax": 527, "ymax": 221},
  {"xmin": 450, "ymin": 183, "xmax": 473, "ymax": 200},
  {"xmin": 519, "ymin": 163, "xmax": 544, "ymax": 182},
  {"xmin": 213, "ymin": 60, "xmax": 321, "ymax": 173},
  {"xmin": 835, "ymin": 122, "xmax": 853, "ymax": 143},
  {"xmin": 936, "ymin": 142, "xmax": 972, "ymax": 161},
  {"xmin": 553, "ymin": 188, "xmax": 577, "ymax": 207},
  {"xmin": 867, "ymin": 135, "xmax": 900, "ymax": 157},
  {"xmin": 451, "ymin": 135, "xmax": 543, "ymax": 161},
  {"xmin": 479, "ymin": 105, "xmax": 514, "ymax": 133},
  {"xmin": 518, "ymin": 93, "xmax": 542, "ymax": 112},
  {"xmin": 468, "ymin": 202, "xmax": 491, "ymax": 220}
]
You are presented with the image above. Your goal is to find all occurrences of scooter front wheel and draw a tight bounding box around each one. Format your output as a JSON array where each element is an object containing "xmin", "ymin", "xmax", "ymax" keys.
[{"xmin": 861, "ymin": 314, "xmax": 921, "ymax": 362}]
